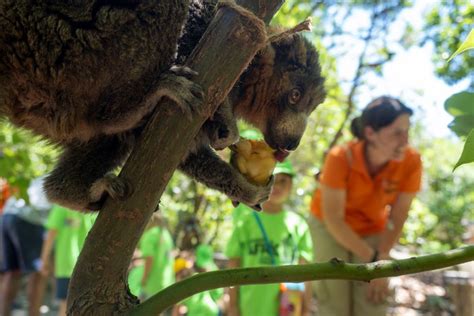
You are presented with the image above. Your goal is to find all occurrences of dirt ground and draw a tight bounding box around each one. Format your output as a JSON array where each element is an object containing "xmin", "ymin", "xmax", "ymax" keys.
[{"xmin": 388, "ymin": 261, "xmax": 474, "ymax": 316}]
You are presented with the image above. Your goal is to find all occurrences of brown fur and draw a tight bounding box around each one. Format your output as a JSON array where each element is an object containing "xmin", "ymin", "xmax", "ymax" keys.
[
  {"xmin": 0, "ymin": 0, "xmax": 326, "ymax": 211},
  {"xmin": 0, "ymin": 0, "xmax": 204, "ymax": 210},
  {"xmin": 232, "ymin": 32, "xmax": 325, "ymax": 151},
  {"xmin": 1, "ymin": 1, "xmax": 193, "ymax": 143},
  {"xmin": 178, "ymin": 1, "xmax": 326, "ymax": 210}
]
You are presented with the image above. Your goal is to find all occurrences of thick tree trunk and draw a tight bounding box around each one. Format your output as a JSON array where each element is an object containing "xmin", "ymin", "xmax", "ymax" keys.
[{"xmin": 67, "ymin": 1, "xmax": 282, "ymax": 315}]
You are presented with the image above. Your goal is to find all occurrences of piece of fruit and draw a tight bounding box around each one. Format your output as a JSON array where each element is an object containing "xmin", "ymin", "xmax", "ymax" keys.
[{"xmin": 230, "ymin": 138, "xmax": 277, "ymax": 185}]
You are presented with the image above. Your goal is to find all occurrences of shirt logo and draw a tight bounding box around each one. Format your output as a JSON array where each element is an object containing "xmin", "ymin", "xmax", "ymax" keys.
[{"xmin": 246, "ymin": 234, "xmax": 297, "ymax": 265}]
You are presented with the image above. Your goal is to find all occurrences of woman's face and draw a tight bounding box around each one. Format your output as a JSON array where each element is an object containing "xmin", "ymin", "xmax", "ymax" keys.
[{"xmin": 365, "ymin": 114, "xmax": 410, "ymax": 161}]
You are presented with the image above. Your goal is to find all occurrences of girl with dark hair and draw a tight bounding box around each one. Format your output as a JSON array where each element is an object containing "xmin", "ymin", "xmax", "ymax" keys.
[{"xmin": 309, "ymin": 96, "xmax": 422, "ymax": 316}]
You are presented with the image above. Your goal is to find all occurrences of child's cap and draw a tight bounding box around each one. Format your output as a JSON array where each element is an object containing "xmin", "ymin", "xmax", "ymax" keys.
[
  {"xmin": 195, "ymin": 244, "xmax": 216, "ymax": 270},
  {"xmin": 240, "ymin": 129, "xmax": 263, "ymax": 141},
  {"xmin": 273, "ymin": 160, "xmax": 296, "ymax": 177}
]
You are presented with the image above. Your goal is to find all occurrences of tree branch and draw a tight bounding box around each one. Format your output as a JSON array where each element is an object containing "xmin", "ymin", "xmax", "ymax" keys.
[
  {"xmin": 132, "ymin": 245, "xmax": 474, "ymax": 315},
  {"xmin": 67, "ymin": 0, "xmax": 278, "ymax": 313}
]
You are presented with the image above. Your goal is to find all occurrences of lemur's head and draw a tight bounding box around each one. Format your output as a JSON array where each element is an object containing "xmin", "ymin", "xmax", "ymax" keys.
[{"xmin": 233, "ymin": 31, "xmax": 326, "ymax": 160}]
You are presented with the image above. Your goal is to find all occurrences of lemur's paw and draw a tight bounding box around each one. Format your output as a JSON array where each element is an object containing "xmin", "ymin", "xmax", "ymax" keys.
[
  {"xmin": 210, "ymin": 125, "xmax": 239, "ymax": 150},
  {"xmin": 235, "ymin": 175, "xmax": 274, "ymax": 210},
  {"xmin": 89, "ymin": 174, "xmax": 132, "ymax": 208},
  {"xmin": 157, "ymin": 66, "xmax": 204, "ymax": 119},
  {"xmin": 206, "ymin": 101, "xmax": 239, "ymax": 150}
]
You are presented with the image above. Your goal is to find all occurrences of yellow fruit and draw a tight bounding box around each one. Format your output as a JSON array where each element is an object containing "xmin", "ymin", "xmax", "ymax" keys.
[{"xmin": 231, "ymin": 138, "xmax": 276, "ymax": 185}]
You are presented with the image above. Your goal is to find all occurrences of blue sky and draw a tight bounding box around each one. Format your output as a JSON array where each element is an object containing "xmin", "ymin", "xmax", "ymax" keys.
[{"xmin": 362, "ymin": 43, "xmax": 469, "ymax": 138}]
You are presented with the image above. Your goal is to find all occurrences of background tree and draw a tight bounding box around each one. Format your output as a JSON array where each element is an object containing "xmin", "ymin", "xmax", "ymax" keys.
[
  {"xmin": 423, "ymin": 0, "xmax": 473, "ymax": 87},
  {"xmin": 0, "ymin": 123, "xmax": 57, "ymax": 198},
  {"xmin": 423, "ymin": 0, "xmax": 473, "ymax": 170}
]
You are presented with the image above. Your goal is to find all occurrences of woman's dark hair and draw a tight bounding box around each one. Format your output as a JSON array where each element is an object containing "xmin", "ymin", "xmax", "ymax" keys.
[{"xmin": 350, "ymin": 96, "xmax": 413, "ymax": 139}]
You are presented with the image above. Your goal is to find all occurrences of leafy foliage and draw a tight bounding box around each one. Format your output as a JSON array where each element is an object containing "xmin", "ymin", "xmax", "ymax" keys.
[
  {"xmin": 447, "ymin": 29, "xmax": 474, "ymax": 62},
  {"xmin": 0, "ymin": 122, "xmax": 58, "ymax": 200},
  {"xmin": 442, "ymin": 31, "xmax": 474, "ymax": 169},
  {"xmin": 403, "ymin": 136, "xmax": 474, "ymax": 253},
  {"xmin": 424, "ymin": 0, "xmax": 474, "ymax": 85},
  {"xmin": 454, "ymin": 130, "xmax": 474, "ymax": 169},
  {"xmin": 444, "ymin": 91, "xmax": 474, "ymax": 170}
]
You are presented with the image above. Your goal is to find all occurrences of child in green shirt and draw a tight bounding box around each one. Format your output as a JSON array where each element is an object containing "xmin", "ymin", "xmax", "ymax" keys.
[
  {"xmin": 226, "ymin": 160, "xmax": 314, "ymax": 316},
  {"xmin": 128, "ymin": 213, "xmax": 175, "ymax": 299},
  {"xmin": 173, "ymin": 244, "xmax": 224, "ymax": 316},
  {"xmin": 40, "ymin": 205, "xmax": 95, "ymax": 316}
]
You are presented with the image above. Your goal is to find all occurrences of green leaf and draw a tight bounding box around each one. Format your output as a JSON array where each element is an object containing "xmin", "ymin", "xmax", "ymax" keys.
[
  {"xmin": 447, "ymin": 29, "xmax": 474, "ymax": 62},
  {"xmin": 444, "ymin": 91, "xmax": 474, "ymax": 116},
  {"xmin": 448, "ymin": 115, "xmax": 474, "ymax": 137},
  {"xmin": 454, "ymin": 129, "xmax": 474, "ymax": 171}
]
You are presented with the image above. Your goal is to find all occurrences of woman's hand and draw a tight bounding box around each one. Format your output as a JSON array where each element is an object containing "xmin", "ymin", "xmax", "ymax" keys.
[{"xmin": 366, "ymin": 278, "xmax": 389, "ymax": 304}]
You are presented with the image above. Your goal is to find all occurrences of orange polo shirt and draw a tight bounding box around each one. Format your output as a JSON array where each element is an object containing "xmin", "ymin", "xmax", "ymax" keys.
[{"xmin": 311, "ymin": 140, "xmax": 422, "ymax": 236}]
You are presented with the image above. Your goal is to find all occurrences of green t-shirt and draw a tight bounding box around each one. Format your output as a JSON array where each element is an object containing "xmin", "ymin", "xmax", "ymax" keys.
[
  {"xmin": 45, "ymin": 205, "xmax": 95, "ymax": 277},
  {"xmin": 232, "ymin": 204, "xmax": 253, "ymax": 225},
  {"xmin": 128, "ymin": 265, "xmax": 143, "ymax": 298},
  {"xmin": 183, "ymin": 287, "xmax": 223, "ymax": 316},
  {"xmin": 225, "ymin": 208, "xmax": 313, "ymax": 316},
  {"xmin": 138, "ymin": 226, "xmax": 175, "ymax": 296}
]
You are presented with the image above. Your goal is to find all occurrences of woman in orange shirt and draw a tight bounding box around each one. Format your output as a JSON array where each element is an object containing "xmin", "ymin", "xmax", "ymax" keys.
[{"xmin": 309, "ymin": 96, "xmax": 422, "ymax": 316}]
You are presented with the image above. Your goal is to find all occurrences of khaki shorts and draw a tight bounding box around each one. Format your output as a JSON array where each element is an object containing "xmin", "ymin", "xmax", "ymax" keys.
[{"xmin": 308, "ymin": 216, "xmax": 389, "ymax": 316}]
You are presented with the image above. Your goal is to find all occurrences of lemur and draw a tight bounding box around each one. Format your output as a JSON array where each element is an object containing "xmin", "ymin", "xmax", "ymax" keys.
[
  {"xmin": 0, "ymin": 0, "xmax": 325, "ymax": 211},
  {"xmin": 0, "ymin": 0, "xmax": 202, "ymax": 210},
  {"xmin": 176, "ymin": 0, "xmax": 326, "ymax": 209}
]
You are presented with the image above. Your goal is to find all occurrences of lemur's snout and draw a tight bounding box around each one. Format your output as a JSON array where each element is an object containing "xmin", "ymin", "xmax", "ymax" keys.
[{"xmin": 283, "ymin": 137, "xmax": 300, "ymax": 151}]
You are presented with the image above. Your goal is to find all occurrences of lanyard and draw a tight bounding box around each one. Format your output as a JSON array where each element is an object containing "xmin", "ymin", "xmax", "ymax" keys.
[{"xmin": 253, "ymin": 212, "xmax": 276, "ymax": 265}]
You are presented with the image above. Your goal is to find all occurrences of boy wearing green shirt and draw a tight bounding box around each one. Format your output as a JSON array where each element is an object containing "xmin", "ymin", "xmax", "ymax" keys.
[
  {"xmin": 40, "ymin": 205, "xmax": 95, "ymax": 316},
  {"xmin": 226, "ymin": 161, "xmax": 314, "ymax": 316}
]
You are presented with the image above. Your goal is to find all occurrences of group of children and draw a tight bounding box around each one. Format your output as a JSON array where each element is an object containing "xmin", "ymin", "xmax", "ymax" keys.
[
  {"xmin": 126, "ymin": 156, "xmax": 313, "ymax": 316},
  {"xmin": 1, "ymin": 96, "xmax": 422, "ymax": 316},
  {"xmin": 0, "ymin": 177, "xmax": 97, "ymax": 316},
  {"xmin": 226, "ymin": 160, "xmax": 313, "ymax": 316},
  {"xmin": 39, "ymin": 204, "xmax": 96, "ymax": 316},
  {"xmin": 0, "ymin": 142, "xmax": 313, "ymax": 316}
]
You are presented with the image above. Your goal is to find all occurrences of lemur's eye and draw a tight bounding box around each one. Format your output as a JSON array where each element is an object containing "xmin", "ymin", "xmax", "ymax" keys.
[{"xmin": 289, "ymin": 88, "xmax": 302, "ymax": 104}]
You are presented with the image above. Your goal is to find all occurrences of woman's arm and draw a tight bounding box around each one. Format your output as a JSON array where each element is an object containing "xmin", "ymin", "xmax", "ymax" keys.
[
  {"xmin": 321, "ymin": 184, "xmax": 375, "ymax": 262},
  {"xmin": 377, "ymin": 192, "xmax": 416, "ymax": 258}
]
